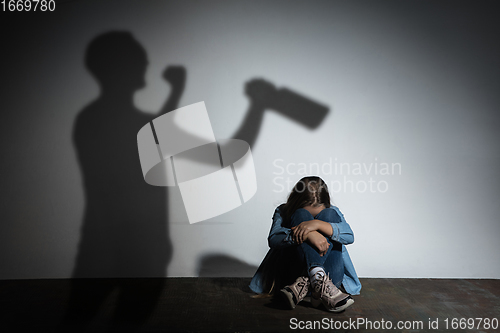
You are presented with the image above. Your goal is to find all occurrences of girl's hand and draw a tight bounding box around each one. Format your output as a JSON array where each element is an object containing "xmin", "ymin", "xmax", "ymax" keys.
[
  {"xmin": 291, "ymin": 219, "xmax": 319, "ymax": 244},
  {"xmin": 305, "ymin": 231, "xmax": 330, "ymax": 256}
]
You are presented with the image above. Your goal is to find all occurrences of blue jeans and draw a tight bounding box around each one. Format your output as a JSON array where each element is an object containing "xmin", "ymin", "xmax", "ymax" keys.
[{"xmin": 290, "ymin": 208, "xmax": 344, "ymax": 288}]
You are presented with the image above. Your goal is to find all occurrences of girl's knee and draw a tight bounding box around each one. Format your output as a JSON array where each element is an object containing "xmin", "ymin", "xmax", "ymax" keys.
[
  {"xmin": 290, "ymin": 208, "xmax": 314, "ymax": 226},
  {"xmin": 315, "ymin": 208, "xmax": 339, "ymax": 222}
]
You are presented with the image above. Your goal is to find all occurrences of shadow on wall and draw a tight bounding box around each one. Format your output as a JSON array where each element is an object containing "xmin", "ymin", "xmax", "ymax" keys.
[
  {"xmin": 198, "ymin": 254, "xmax": 258, "ymax": 278},
  {"xmin": 166, "ymin": 77, "xmax": 331, "ymax": 168},
  {"xmin": 60, "ymin": 29, "xmax": 330, "ymax": 332},
  {"xmin": 60, "ymin": 30, "xmax": 183, "ymax": 332}
]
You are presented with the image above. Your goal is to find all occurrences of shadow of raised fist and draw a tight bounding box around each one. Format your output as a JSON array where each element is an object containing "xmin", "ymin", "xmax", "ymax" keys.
[{"xmin": 163, "ymin": 65, "xmax": 186, "ymax": 89}]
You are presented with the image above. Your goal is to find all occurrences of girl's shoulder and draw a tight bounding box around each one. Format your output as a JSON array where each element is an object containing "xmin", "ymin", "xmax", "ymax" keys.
[
  {"xmin": 328, "ymin": 205, "xmax": 346, "ymax": 219},
  {"xmin": 328, "ymin": 204, "xmax": 342, "ymax": 210},
  {"xmin": 275, "ymin": 203, "xmax": 286, "ymax": 212}
]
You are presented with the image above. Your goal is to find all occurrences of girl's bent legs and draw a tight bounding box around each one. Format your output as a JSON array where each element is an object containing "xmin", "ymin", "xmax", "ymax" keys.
[
  {"xmin": 290, "ymin": 209, "xmax": 332, "ymax": 275},
  {"xmin": 321, "ymin": 240, "xmax": 343, "ymax": 287},
  {"xmin": 291, "ymin": 208, "xmax": 344, "ymax": 287},
  {"xmin": 314, "ymin": 208, "xmax": 344, "ymax": 286}
]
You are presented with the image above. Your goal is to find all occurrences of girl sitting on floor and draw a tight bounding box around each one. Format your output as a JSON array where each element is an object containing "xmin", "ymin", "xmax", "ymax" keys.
[{"xmin": 249, "ymin": 176, "xmax": 361, "ymax": 312}]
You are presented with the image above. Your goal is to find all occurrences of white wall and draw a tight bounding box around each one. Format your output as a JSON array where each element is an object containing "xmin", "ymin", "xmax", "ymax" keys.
[{"xmin": 1, "ymin": 0, "xmax": 499, "ymax": 279}]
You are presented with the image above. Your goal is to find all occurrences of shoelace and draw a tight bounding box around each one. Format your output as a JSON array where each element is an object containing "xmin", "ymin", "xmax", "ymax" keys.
[
  {"xmin": 319, "ymin": 273, "xmax": 337, "ymax": 297},
  {"xmin": 296, "ymin": 278, "xmax": 308, "ymax": 297}
]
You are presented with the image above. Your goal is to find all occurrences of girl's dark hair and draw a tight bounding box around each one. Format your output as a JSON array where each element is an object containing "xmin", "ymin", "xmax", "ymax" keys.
[{"xmin": 280, "ymin": 176, "xmax": 331, "ymax": 227}]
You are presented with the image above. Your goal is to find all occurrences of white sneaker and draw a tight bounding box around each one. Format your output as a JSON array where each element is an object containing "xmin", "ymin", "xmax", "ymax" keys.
[{"xmin": 311, "ymin": 273, "xmax": 354, "ymax": 312}]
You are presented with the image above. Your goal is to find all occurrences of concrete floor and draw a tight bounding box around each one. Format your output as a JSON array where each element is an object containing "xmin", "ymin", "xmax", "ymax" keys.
[{"xmin": 1, "ymin": 277, "xmax": 499, "ymax": 332}]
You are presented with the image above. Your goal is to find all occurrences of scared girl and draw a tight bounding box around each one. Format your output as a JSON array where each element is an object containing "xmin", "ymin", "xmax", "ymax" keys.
[{"xmin": 250, "ymin": 176, "xmax": 361, "ymax": 312}]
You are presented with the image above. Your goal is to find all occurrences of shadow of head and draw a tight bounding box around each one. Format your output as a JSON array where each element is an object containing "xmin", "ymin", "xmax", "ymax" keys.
[{"xmin": 85, "ymin": 31, "xmax": 148, "ymax": 92}]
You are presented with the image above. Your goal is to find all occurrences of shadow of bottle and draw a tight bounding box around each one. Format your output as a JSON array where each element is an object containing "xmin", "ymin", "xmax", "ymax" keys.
[{"xmin": 144, "ymin": 78, "xmax": 331, "ymax": 181}]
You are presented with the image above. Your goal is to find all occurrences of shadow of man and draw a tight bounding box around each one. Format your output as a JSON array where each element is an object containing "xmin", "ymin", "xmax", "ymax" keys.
[
  {"xmin": 60, "ymin": 31, "xmax": 184, "ymax": 332},
  {"xmin": 61, "ymin": 30, "xmax": 330, "ymax": 332}
]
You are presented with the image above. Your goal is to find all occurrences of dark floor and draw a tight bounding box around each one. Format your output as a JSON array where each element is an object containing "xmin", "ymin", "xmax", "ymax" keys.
[{"xmin": 0, "ymin": 278, "xmax": 499, "ymax": 332}]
